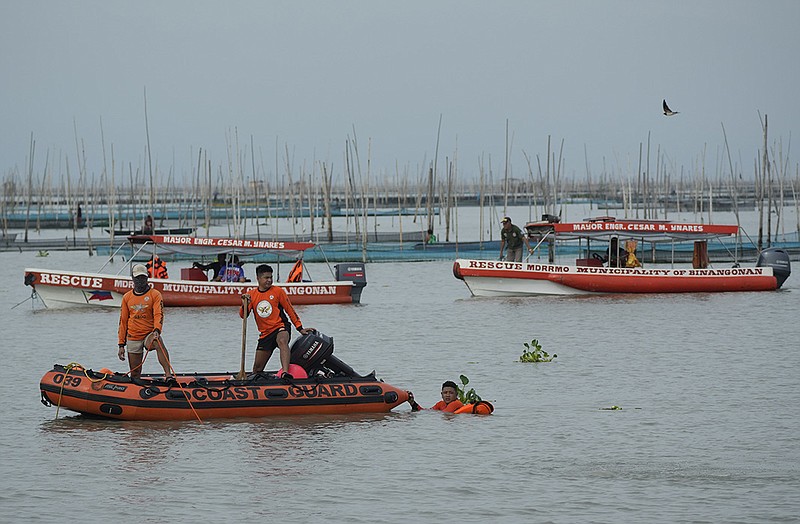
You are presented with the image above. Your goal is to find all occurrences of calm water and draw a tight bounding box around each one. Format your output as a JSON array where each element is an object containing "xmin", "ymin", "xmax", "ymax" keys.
[{"xmin": 2, "ymin": 212, "xmax": 799, "ymax": 523}]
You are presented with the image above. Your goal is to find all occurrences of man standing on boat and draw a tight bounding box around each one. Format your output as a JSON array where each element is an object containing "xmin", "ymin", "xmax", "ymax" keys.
[
  {"xmin": 241, "ymin": 264, "xmax": 314, "ymax": 377},
  {"xmin": 118, "ymin": 264, "xmax": 173, "ymax": 379},
  {"xmin": 499, "ymin": 217, "xmax": 532, "ymax": 262}
]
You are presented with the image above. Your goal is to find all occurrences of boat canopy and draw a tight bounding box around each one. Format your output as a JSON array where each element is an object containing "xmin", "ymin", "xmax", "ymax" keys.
[
  {"xmin": 525, "ymin": 218, "xmax": 740, "ymax": 243},
  {"xmin": 128, "ymin": 235, "xmax": 315, "ymax": 257}
]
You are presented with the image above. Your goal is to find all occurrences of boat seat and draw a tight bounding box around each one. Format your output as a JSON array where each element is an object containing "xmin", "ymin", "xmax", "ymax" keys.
[
  {"xmin": 181, "ymin": 268, "xmax": 208, "ymax": 281},
  {"xmin": 576, "ymin": 257, "xmax": 603, "ymax": 267}
]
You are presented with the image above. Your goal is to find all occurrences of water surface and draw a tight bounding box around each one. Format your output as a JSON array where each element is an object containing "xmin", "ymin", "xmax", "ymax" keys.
[{"xmin": 2, "ymin": 218, "xmax": 799, "ymax": 522}]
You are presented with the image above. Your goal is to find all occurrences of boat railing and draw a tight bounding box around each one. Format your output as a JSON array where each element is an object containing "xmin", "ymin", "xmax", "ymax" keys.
[
  {"xmin": 529, "ymin": 229, "xmax": 553, "ymax": 252},
  {"xmin": 311, "ymin": 244, "xmax": 338, "ymax": 279},
  {"xmin": 524, "ymin": 229, "xmax": 554, "ymax": 262},
  {"xmin": 96, "ymin": 240, "xmax": 152, "ymax": 276},
  {"xmin": 708, "ymin": 235, "xmax": 740, "ymax": 267}
]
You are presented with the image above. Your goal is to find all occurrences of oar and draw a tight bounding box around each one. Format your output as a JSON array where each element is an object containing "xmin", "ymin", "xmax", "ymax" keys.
[{"xmin": 237, "ymin": 295, "xmax": 250, "ymax": 380}]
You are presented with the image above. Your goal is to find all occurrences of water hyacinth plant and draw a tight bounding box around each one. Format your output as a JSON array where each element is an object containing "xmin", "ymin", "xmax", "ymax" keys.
[
  {"xmin": 519, "ymin": 339, "xmax": 557, "ymax": 363},
  {"xmin": 457, "ymin": 374, "xmax": 482, "ymax": 404}
]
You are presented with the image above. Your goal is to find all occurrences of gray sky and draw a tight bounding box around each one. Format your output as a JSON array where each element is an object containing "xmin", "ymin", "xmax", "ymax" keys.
[{"xmin": 2, "ymin": 0, "xmax": 798, "ymax": 186}]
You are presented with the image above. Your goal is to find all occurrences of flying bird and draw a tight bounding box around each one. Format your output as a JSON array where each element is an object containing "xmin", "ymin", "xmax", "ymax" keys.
[{"xmin": 662, "ymin": 99, "xmax": 679, "ymax": 116}]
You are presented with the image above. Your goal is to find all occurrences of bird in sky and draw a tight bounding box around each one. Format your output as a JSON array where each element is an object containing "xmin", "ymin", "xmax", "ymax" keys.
[{"xmin": 662, "ymin": 99, "xmax": 679, "ymax": 116}]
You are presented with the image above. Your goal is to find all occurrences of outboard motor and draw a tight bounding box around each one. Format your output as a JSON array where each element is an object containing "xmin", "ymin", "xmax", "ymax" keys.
[
  {"xmin": 290, "ymin": 331, "xmax": 360, "ymax": 377},
  {"xmin": 756, "ymin": 248, "xmax": 791, "ymax": 289},
  {"xmin": 335, "ymin": 263, "xmax": 366, "ymax": 303}
]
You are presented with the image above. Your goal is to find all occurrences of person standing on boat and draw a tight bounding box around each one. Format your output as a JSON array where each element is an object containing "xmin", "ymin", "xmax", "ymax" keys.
[
  {"xmin": 407, "ymin": 381, "xmax": 464, "ymax": 413},
  {"xmin": 240, "ymin": 264, "xmax": 314, "ymax": 377},
  {"xmin": 118, "ymin": 264, "xmax": 173, "ymax": 379},
  {"xmin": 499, "ymin": 217, "xmax": 532, "ymax": 262}
]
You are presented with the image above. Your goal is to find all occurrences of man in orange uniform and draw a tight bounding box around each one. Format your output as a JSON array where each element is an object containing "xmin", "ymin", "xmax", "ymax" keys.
[
  {"xmin": 407, "ymin": 381, "xmax": 464, "ymax": 412},
  {"xmin": 118, "ymin": 264, "xmax": 173, "ymax": 379},
  {"xmin": 240, "ymin": 264, "xmax": 313, "ymax": 377}
]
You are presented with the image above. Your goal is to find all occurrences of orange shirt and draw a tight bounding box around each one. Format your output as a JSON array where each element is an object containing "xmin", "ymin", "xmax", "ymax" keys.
[
  {"xmin": 119, "ymin": 287, "xmax": 164, "ymax": 344},
  {"xmin": 431, "ymin": 399, "xmax": 464, "ymax": 413},
  {"xmin": 239, "ymin": 285, "xmax": 302, "ymax": 338}
]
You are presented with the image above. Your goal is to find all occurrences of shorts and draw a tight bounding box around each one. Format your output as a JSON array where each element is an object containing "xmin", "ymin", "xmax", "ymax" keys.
[
  {"xmin": 256, "ymin": 324, "xmax": 290, "ymax": 353},
  {"xmin": 125, "ymin": 339, "xmax": 147, "ymax": 354}
]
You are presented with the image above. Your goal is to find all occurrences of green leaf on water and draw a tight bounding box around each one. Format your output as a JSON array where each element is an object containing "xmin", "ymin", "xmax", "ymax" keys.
[{"xmin": 519, "ymin": 338, "xmax": 557, "ymax": 363}]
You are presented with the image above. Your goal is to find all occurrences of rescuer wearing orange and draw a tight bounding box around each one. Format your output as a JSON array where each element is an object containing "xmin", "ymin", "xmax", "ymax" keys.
[
  {"xmin": 240, "ymin": 264, "xmax": 314, "ymax": 377},
  {"xmin": 407, "ymin": 381, "xmax": 464, "ymax": 413},
  {"xmin": 118, "ymin": 264, "xmax": 173, "ymax": 379}
]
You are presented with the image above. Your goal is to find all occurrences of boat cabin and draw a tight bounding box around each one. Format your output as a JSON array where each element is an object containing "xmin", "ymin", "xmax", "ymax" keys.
[{"xmin": 524, "ymin": 216, "xmax": 728, "ymax": 269}]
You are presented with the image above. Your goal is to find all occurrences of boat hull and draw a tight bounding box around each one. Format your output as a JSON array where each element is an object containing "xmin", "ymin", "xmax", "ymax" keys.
[
  {"xmin": 24, "ymin": 268, "xmax": 359, "ymax": 308},
  {"xmin": 453, "ymin": 259, "xmax": 780, "ymax": 296},
  {"xmin": 40, "ymin": 365, "xmax": 408, "ymax": 421}
]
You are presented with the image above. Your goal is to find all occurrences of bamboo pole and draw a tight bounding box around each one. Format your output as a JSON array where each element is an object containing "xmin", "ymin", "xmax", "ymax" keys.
[{"xmin": 23, "ymin": 133, "xmax": 34, "ymax": 243}]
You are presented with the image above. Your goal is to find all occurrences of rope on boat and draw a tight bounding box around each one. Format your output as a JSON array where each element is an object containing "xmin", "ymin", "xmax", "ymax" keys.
[
  {"xmin": 154, "ymin": 336, "xmax": 203, "ymax": 424},
  {"xmin": 52, "ymin": 342, "xmax": 204, "ymax": 423},
  {"xmin": 53, "ymin": 362, "xmax": 84, "ymax": 419},
  {"xmin": 53, "ymin": 362, "xmax": 115, "ymax": 417}
]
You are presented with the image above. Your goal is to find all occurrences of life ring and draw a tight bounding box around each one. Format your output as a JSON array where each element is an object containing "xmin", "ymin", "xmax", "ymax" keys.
[{"xmin": 454, "ymin": 400, "xmax": 494, "ymax": 415}]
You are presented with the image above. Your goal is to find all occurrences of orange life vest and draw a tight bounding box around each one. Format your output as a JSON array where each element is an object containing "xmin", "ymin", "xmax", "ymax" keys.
[
  {"xmin": 146, "ymin": 256, "xmax": 169, "ymax": 279},
  {"xmin": 453, "ymin": 401, "xmax": 495, "ymax": 415},
  {"xmin": 286, "ymin": 260, "xmax": 303, "ymax": 283},
  {"xmin": 431, "ymin": 399, "xmax": 464, "ymax": 413}
]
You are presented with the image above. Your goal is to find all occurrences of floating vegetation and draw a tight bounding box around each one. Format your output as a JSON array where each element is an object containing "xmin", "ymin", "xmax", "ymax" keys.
[
  {"xmin": 519, "ymin": 339, "xmax": 557, "ymax": 363},
  {"xmin": 457, "ymin": 374, "xmax": 482, "ymax": 404},
  {"xmin": 600, "ymin": 406, "xmax": 622, "ymax": 410},
  {"xmin": 36, "ymin": 250, "xmax": 49, "ymax": 257}
]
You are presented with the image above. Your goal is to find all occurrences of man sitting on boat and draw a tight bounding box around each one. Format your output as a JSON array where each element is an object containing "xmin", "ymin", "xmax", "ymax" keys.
[
  {"xmin": 425, "ymin": 228, "xmax": 437, "ymax": 244},
  {"xmin": 142, "ymin": 214, "xmax": 154, "ymax": 235},
  {"xmin": 215, "ymin": 256, "xmax": 247, "ymax": 282},
  {"xmin": 240, "ymin": 264, "xmax": 315, "ymax": 377},
  {"xmin": 604, "ymin": 237, "xmax": 628, "ymax": 267},
  {"xmin": 602, "ymin": 238, "xmax": 641, "ymax": 268},
  {"xmin": 193, "ymin": 253, "xmax": 226, "ymax": 280}
]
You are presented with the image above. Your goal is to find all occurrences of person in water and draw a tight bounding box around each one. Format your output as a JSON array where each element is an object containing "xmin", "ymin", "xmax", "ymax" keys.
[
  {"xmin": 118, "ymin": 264, "xmax": 173, "ymax": 379},
  {"xmin": 240, "ymin": 264, "xmax": 314, "ymax": 377},
  {"xmin": 407, "ymin": 380, "xmax": 464, "ymax": 413}
]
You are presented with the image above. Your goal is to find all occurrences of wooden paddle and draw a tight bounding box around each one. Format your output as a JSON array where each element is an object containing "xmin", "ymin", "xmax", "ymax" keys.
[{"xmin": 237, "ymin": 295, "xmax": 250, "ymax": 380}]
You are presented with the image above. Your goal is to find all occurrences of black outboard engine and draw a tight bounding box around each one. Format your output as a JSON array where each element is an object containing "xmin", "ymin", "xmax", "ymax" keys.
[
  {"xmin": 335, "ymin": 263, "xmax": 366, "ymax": 303},
  {"xmin": 756, "ymin": 248, "xmax": 791, "ymax": 289},
  {"xmin": 290, "ymin": 331, "xmax": 360, "ymax": 377}
]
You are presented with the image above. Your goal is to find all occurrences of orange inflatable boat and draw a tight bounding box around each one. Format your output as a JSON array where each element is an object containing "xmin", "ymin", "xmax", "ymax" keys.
[{"xmin": 40, "ymin": 332, "xmax": 409, "ymax": 421}]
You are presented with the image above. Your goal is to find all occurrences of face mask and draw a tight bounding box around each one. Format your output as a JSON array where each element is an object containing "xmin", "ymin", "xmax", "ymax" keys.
[{"xmin": 133, "ymin": 276, "xmax": 149, "ymax": 293}]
